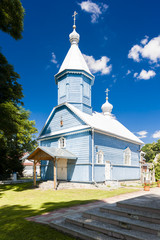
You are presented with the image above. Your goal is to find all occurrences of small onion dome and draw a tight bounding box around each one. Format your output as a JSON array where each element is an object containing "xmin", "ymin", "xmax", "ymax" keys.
[
  {"xmin": 101, "ymin": 97, "xmax": 113, "ymax": 116},
  {"xmin": 69, "ymin": 28, "xmax": 80, "ymax": 45}
]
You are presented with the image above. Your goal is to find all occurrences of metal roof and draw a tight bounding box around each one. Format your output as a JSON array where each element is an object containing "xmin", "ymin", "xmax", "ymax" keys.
[{"xmin": 28, "ymin": 146, "xmax": 77, "ymax": 160}]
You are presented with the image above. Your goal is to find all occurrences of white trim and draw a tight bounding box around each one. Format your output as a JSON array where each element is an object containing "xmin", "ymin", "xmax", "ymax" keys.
[
  {"xmin": 92, "ymin": 128, "xmax": 94, "ymax": 182},
  {"xmin": 38, "ymin": 127, "xmax": 91, "ymax": 141},
  {"xmin": 96, "ymin": 150, "xmax": 104, "ymax": 164},
  {"xmin": 94, "ymin": 129, "xmax": 142, "ymax": 146},
  {"xmin": 123, "ymin": 147, "xmax": 131, "ymax": 166},
  {"xmin": 58, "ymin": 137, "xmax": 66, "ymax": 149}
]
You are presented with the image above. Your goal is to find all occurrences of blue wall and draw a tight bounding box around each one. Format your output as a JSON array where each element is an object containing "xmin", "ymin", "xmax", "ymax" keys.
[
  {"xmin": 41, "ymin": 105, "xmax": 86, "ymax": 136},
  {"xmin": 58, "ymin": 73, "xmax": 92, "ymax": 114},
  {"xmin": 94, "ymin": 132, "xmax": 140, "ymax": 182},
  {"xmin": 40, "ymin": 131, "xmax": 92, "ymax": 182}
]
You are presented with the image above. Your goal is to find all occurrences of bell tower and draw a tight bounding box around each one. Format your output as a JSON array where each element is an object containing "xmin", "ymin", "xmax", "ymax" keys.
[{"xmin": 54, "ymin": 12, "xmax": 94, "ymax": 115}]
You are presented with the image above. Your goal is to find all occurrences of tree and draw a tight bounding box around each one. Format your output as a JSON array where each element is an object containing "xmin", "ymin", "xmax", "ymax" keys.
[
  {"xmin": 0, "ymin": 1, "xmax": 38, "ymax": 179},
  {"xmin": 0, "ymin": 52, "xmax": 23, "ymax": 104},
  {"xmin": 0, "ymin": 0, "xmax": 24, "ymax": 40},
  {"xmin": 0, "ymin": 106, "xmax": 37, "ymax": 179},
  {"xmin": 142, "ymin": 140, "xmax": 160, "ymax": 181}
]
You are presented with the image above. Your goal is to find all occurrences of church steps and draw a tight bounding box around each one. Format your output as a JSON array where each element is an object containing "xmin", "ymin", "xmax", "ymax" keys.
[
  {"xmin": 100, "ymin": 204, "xmax": 160, "ymax": 224},
  {"xmin": 83, "ymin": 209, "xmax": 160, "ymax": 236},
  {"xmin": 50, "ymin": 220, "xmax": 117, "ymax": 240},
  {"xmin": 117, "ymin": 200, "xmax": 160, "ymax": 215},
  {"xmin": 65, "ymin": 214, "xmax": 160, "ymax": 240}
]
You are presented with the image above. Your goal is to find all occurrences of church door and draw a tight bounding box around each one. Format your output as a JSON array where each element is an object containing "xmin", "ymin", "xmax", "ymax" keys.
[
  {"xmin": 57, "ymin": 159, "xmax": 67, "ymax": 180},
  {"xmin": 105, "ymin": 161, "xmax": 111, "ymax": 180}
]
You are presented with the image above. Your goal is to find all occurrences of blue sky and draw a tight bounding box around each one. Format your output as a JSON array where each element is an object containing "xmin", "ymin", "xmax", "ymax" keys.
[{"xmin": 0, "ymin": 0, "xmax": 160, "ymax": 144}]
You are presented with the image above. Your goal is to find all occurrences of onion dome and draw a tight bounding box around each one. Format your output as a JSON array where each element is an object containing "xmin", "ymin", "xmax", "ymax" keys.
[
  {"xmin": 101, "ymin": 88, "xmax": 113, "ymax": 116},
  {"xmin": 69, "ymin": 28, "xmax": 80, "ymax": 45}
]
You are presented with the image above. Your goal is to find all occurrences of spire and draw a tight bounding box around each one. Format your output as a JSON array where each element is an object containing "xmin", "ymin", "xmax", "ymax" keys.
[
  {"xmin": 55, "ymin": 11, "xmax": 94, "ymax": 79},
  {"xmin": 69, "ymin": 11, "xmax": 79, "ymax": 45},
  {"xmin": 101, "ymin": 88, "xmax": 113, "ymax": 116}
]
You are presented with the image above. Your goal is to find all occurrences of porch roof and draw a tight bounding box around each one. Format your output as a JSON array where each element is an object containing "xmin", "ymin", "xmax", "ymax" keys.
[{"xmin": 28, "ymin": 146, "xmax": 77, "ymax": 161}]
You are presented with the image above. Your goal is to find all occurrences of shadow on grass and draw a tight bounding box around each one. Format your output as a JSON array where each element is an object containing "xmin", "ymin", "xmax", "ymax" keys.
[
  {"xmin": 0, "ymin": 198, "xmax": 98, "ymax": 240},
  {"xmin": 0, "ymin": 182, "xmax": 35, "ymax": 194}
]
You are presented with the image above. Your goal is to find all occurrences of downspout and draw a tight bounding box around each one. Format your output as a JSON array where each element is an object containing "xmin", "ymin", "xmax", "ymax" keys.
[{"xmin": 92, "ymin": 128, "xmax": 94, "ymax": 183}]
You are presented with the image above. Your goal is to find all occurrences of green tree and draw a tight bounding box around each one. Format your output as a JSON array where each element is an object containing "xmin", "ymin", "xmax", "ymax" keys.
[
  {"xmin": 142, "ymin": 140, "xmax": 160, "ymax": 181},
  {"xmin": 0, "ymin": 0, "xmax": 24, "ymax": 40},
  {"xmin": 0, "ymin": 1, "xmax": 38, "ymax": 179},
  {"xmin": 0, "ymin": 106, "xmax": 37, "ymax": 179}
]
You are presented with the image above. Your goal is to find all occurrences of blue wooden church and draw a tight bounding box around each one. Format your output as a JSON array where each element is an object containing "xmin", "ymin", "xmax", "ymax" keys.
[{"xmin": 28, "ymin": 14, "xmax": 143, "ymax": 187}]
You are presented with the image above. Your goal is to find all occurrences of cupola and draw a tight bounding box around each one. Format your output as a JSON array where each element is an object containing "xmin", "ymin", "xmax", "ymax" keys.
[{"xmin": 101, "ymin": 88, "xmax": 113, "ymax": 116}]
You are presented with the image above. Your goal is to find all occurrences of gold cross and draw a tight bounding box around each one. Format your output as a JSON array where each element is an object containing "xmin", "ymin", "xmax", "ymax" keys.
[{"xmin": 72, "ymin": 11, "xmax": 78, "ymax": 26}]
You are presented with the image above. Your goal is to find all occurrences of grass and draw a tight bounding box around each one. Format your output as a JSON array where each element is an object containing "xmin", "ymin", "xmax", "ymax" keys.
[{"xmin": 0, "ymin": 182, "xmax": 140, "ymax": 240}]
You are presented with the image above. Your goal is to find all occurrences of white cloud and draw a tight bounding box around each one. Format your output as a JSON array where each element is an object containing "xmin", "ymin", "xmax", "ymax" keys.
[
  {"xmin": 83, "ymin": 54, "xmax": 112, "ymax": 75},
  {"xmin": 126, "ymin": 70, "xmax": 131, "ymax": 75},
  {"xmin": 137, "ymin": 69, "xmax": 156, "ymax": 80},
  {"xmin": 133, "ymin": 72, "xmax": 138, "ymax": 78},
  {"xmin": 137, "ymin": 130, "xmax": 148, "ymax": 139},
  {"xmin": 128, "ymin": 36, "xmax": 160, "ymax": 63},
  {"xmin": 141, "ymin": 35, "xmax": 149, "ymax": 45},
  {"xmin": 79, "ymin": 0, "xmax": 108, "ymax": 23},
  {"xmin": 152, "ymin": 130, "xmax": 160, "ymax": 139},
  {"xmin": 128, "ymin": 45, "xmax": 142, "ymax": 62},
  {"xmin": 51, "ymin": 52, "xmax": 57, "ymax": 64}
]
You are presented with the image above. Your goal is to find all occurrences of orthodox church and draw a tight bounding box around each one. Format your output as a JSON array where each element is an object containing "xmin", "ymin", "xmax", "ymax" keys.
[{"xmin": 31, "ymin": 14, "xmax": 143, "ymax": 184}]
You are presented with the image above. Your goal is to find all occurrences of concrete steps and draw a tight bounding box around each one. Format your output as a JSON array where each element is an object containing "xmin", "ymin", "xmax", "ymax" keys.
[
  {"xmin": 65, "ymin": 214, "xmax": 160, "ymax": 240},
  {"xmin": 100, "ymin": 204, "xmax": 160, "ymax": 224},
  {"xmin": 83, "ymin": 209, "xmax": 160, "ymax": 236},
  {"xmin": 50, "ymin": 219, "xmax": 116, "ymax": 240},
  {"xmin": 50, "ymin": 195, "xmax": 160, "ymax": 240}
]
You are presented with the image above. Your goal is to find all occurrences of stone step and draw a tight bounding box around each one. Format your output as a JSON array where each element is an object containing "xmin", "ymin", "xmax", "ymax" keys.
[
  {"xmin": 100, "ymin": 204, "xmax": 160, "ymax": 224},
  {"xmin": 83, "ymin": 209, "xmax": 160, "ymax": 236},
  {"xmin": 66, "ymin": 214, "xmax": 160, "ymax": 240},
  {"xmin": 117, "ymin": 194, "xmax": 160, "ymax": 214},
  {"xmin": 50, "ymin": 219, "xmax": 117, "ymax": 240}
]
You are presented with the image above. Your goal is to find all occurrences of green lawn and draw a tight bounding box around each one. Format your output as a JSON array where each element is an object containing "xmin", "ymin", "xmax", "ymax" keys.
[{"xmin": 0, "ymin": 182, "xmax": 140, "ymax": 240}]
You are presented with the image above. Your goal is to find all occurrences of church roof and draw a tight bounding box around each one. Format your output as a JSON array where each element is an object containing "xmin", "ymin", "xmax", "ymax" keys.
[
  {"xmin": 28, "ymin": 146, "xmax": 77, "ymax": 160},
  {"xmin": 58, "ymin": 43, "xmax": 92, "ymax": 75},
  {"xmin": 55, "ymin": 24, "xmax": 94, "ymax": 79},
  {"xmin": 39, "ymin": 102, "xmax": 143, "ymax": 145},
  {"xmin": 66, "ymin": 103, "xmax": 143, "ymax": 145}
]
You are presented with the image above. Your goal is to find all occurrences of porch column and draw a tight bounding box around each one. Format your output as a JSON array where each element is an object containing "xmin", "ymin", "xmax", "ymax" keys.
[
  {"xmin": 53, "ymin": 158, "xmax": 57, "ymax": 190},
  {"xmin": 33, "ymin": 160, "xmax": 36, "ymax": 187}
]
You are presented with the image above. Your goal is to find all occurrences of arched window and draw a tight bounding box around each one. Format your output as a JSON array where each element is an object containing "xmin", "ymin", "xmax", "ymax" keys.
[
  {"xmin": 58, "ymin": 137, "xmax": 66, "ymax": 148},
  {"xmin": 96, "ymin": 151, "xmax": 104, "ymax": 164},
  {"xmin": 124, "ymin": 147, "xmax": 131, "ymax": 165}
]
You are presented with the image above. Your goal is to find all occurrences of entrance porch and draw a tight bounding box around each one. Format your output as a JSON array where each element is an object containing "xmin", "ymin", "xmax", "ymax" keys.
[{"xmin": 27, "ymin": 146, "xmax": 77, "ymax": 189}]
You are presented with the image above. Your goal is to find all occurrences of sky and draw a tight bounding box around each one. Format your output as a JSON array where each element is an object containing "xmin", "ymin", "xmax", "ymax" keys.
[{"xmin": 0, "ymin": 0, "xmax": 160, "ymax": 144}]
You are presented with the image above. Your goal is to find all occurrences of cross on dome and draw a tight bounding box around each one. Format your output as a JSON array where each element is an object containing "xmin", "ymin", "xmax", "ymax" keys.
[
  {"xmin": 69, "ymin": 11, "xmax": 79, "ymax": 45},
  {"xmin": 72, "ymin": 11, "xmax": 78, "ymax": 29},
  {"xmin": 105, "ymin": 88, "xmax": 110, "ymax": 99}
]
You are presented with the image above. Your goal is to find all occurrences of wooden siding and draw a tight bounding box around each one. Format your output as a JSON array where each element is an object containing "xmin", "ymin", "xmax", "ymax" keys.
[
  {"xmin": 57, "ymin": 73, "xmax": 92, "ymax": 115},
  {"xmin": 40, "ymin": 131, "xmax": 91, "ymax": 181},
  {"xmin": 112, "ymin": 165, "xmax": 140, "ymax": 180},
  {"xmin": 41, "ymin": 105, "xmax": 86, "ymax": 136},
  {"xmin": 94, "ymin": 132, "xmax": 140, "ymax": 181}
]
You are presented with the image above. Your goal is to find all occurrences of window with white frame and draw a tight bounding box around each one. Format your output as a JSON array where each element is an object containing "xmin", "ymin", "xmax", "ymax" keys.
[
  {"xmin": 58, "ymin": 137, "xmax": 66, "ymax": 148},
  {"xmin": 96, "ymin": 151, "xmax": 104, "ymax": 164},
  {"xmin": 124, "ymin": 147, "xmax": 131, "ymax": 165}
]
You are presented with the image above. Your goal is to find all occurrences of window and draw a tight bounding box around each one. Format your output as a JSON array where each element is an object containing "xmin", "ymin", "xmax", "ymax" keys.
[
  {"xmin": 58, "ymin": 137, "xmax": 66, "ymax": 148},
  {"xmin": 96, "ymin": 151, "xmax": 104, "ymax": 164},
  {"xmin": 124, "ymin": 147, "xmax": 131, "ymax": 165}
]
